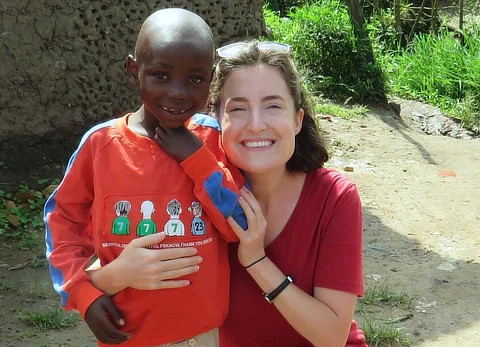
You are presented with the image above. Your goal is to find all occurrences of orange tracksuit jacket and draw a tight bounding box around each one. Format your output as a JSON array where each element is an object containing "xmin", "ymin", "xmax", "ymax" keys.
[{"xmin": 44, "ymin": 113, "xmax": 245, "ymax": 346}]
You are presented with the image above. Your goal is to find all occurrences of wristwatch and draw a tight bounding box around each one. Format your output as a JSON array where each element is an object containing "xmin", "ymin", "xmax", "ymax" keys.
[{"xmin": 263, "ymin": 275, "xmax": 294, "ymax": 304}]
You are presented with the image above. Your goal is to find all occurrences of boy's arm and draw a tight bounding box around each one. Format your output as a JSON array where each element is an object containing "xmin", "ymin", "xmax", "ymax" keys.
[
  {"xmin": 181, "ymin": 137, "xmax": 247, "ymax": 242},
  {"xmin": 154, "ymin": 120, "xmax": 246, "ymax": 242},
  {"xmin": 44, "ymin": 136, "xmax": 104, "ymax": 318}
]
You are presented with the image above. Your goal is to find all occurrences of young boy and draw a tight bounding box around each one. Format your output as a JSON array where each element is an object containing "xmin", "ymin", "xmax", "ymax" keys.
[{"xmin": 45, "ymin": 8, "xmax": 245, "ymax": 347}]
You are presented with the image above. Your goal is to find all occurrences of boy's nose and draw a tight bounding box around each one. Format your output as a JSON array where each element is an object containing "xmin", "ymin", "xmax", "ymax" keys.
[{"xmin": 167, "ymin": 84, "xmax": 187, "ymax": 100}]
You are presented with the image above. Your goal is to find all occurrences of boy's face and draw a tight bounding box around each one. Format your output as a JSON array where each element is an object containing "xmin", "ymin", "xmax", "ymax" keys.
[{"xmin": 130, "ymin": 40, "xmax": 213, "ymax": 128}]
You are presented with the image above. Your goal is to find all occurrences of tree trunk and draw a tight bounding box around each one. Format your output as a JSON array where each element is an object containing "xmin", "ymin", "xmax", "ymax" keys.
[
  {"xmin": 394, "ymin": 0, "xmax": 403, "ymax": 44},
  {"xmin": 279, "ymin": 0, "xmax": 286, "ymax": 17},
  {"xmin": 343, "ymin": 0, "xmax": 375, "ymax": 64},
  {"xmin": 431, "ymin": 0, "xmax": 439, "ymax": 34},
  {"xmin": 459, "ymin": 0, "xmax": 464, "ymax": 31},
  {"xmin": 343, "ymin": 0, "xmax": 387, "ymax": 103}
]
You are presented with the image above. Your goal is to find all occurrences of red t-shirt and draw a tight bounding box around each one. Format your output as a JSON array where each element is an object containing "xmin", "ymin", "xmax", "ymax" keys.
[{"xmin": 220, "ymin": 168, "xmax": 367, "ymax": 347}]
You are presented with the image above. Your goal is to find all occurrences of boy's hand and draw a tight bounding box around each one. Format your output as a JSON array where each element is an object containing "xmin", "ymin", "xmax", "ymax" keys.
[
  {"xmin": 154, "ymin": 125, "xmax": 202, "ymax": 162},
  {"xmin": 85, "ymin": 295, "xmax": 130, "ymax": 344}
]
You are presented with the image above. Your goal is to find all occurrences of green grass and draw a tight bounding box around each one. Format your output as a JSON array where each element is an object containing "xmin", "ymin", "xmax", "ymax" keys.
[
  {"xmin": 357, "ymin": 282, "xmax": 412, "ymax": 313},
  {"xmin": 18, "ymin": 307, "xmax": 80, "ymax": 331},
  {"xmin": 362, "ymin": 315, "xmax": 411, "ymax": 346},
  {"xmin": 356, "ymin": 281, "xmax": 413, "ymax": 346},
  {"xmin": 315, "ymin": 102, "xmax": 368, "ymax": 120},
  {"xmin": 0, "ymin": 280, "xmax": 15, "ymax": 293},
  {"xmin": 378, "ymin": 28, "xmax": 480, "ymax": 130},
  {"xmin": 22, "ymin": 282, "xmax": 50, "ymax": 299},
  {"xmin": 28, "ymin": 254, "xmax": 48, "ymax": 268}
]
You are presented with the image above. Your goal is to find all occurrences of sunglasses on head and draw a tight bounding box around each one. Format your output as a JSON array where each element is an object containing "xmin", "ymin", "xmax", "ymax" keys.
[{"xmin": 216, "ymin": 41, "xmax": 292, "ymax": 58}]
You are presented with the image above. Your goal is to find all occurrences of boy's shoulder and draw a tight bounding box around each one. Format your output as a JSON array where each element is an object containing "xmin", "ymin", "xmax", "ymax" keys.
[
  {"xmin": 76, "ymin": 117, "xmax": 121, "ymax": 150},
  {"xmin": 189, "ymin": 113, "xmax": 220, "ymax": 132}
]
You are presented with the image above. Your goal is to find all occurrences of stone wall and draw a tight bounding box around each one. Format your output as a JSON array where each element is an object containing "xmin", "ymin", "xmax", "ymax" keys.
[{"xmin": 0, "ymin": 0, "xmax": 265, "ymax": 143}]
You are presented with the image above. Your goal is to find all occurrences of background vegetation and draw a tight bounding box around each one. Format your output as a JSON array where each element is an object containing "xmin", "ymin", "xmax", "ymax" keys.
[{"xmin": 264, "ymin": 0, "xmax": 480, "ymax": 131}]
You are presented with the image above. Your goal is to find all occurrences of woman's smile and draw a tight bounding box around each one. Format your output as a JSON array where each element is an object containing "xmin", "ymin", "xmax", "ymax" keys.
[{"xmin": 242, "ymin": 139, "xmax": 275, "ymax": 148}]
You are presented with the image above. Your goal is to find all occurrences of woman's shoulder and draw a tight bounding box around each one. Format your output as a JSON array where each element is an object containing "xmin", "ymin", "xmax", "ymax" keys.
[
  {"xmin": 302, "ymin": 167, "xmax": 361, "ymax": 206},
  {"xmin": 308, "ymin": 167, "xmax": 357, "ymax": 191}
]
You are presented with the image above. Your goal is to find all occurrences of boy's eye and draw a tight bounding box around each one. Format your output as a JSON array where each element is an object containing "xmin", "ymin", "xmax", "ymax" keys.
[
  {"xmin": 154, "ymin": 73, "xmax": 168, "ymax": 80},
  {"xmin": 190, "ymin": 76, "xmax": 204, "ymax": 84}
]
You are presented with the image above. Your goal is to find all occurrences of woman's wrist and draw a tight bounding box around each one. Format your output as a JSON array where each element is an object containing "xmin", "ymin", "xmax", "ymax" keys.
[
  {"xmin": 243, "ymin": 254, "xmax": 267, "ymax": 269},
  {"xmin": 88, "ymin": 260, "xmax": 128, "ymax": 296}
]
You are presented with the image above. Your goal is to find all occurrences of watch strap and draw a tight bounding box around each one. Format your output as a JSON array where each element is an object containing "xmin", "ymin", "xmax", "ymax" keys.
[{"xmin": 263, "ymin": 275, "xmax": 293, "ymax": 304}]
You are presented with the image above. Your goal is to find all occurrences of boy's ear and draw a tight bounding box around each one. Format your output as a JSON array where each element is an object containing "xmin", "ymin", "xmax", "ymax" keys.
[{"xmin": 125, "ymin": 54, "xmax": 139, "ymax": 88}]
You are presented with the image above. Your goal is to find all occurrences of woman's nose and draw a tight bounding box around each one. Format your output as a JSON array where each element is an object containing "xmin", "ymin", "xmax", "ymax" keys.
[{"xmin": 247, "ymin": 109, "xmax": 267, "ymax": 133}]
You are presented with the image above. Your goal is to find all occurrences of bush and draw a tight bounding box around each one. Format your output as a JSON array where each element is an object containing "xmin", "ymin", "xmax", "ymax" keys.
[{"xmin": 264, "ymin": 1, "xmax": 386, "ymax": 102}]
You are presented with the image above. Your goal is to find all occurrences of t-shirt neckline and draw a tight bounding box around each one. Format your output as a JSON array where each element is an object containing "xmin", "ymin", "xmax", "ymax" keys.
[{"xmin": 265, "ymin": 170, "xmax": 314, "ymax": 250}]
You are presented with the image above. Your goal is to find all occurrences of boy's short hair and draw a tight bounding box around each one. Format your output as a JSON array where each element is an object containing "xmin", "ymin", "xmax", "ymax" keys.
[{"xmin": 134, "ymin": 8, "xmax": 214, "ymax": 63}]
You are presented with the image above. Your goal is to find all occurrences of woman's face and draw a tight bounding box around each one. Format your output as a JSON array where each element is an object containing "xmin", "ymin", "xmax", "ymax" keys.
[{"xmin": 219, "ymin": 65, "xmax": 304, "ymax": 173}]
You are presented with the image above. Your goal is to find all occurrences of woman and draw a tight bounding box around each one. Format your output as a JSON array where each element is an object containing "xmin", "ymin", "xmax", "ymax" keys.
[{"xmin": 89, "ymin": 40, "xmax": 366, "ymax": 347}]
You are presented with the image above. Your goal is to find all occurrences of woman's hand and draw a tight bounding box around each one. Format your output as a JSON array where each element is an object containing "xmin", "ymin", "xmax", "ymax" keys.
[
  {"xmin": 89, "ymin": 232, "xmax": 203, "ymax": 295},
  {"xmin": 227, "ymin": 187, "xmax": 267, "ymax": 267}
]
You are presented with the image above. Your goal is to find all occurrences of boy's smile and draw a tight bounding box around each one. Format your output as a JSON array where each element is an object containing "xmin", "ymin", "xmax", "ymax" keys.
[
  {"xmin": 161, "ymin": 107, "xmax": 188, "ymax": 115},
  {"xmin": 129, "ymin": 39, "xmax": 213, "ymax": 130}
]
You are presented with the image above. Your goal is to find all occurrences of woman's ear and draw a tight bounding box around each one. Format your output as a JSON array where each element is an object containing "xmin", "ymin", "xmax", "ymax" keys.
[
  {"xmin": 294, "ymin": 109, "xmax": 304, "ymax": 135},
  {"xmin": 125, "ymin": 54, "xmax": 139, "ymax": 88}
]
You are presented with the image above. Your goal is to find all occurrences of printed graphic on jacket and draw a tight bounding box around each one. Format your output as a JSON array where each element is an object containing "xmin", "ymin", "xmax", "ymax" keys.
[
  {"xmin": 188, "ymin": 201, "xmax": 206, "ymax": 236},
  {"xmin": 164, "ymin": 199, "xmax": 185, "ymax": 236},
  {"xmin": 111, "ymin": 201, "xmax": 131, "ymax": 235},
  {"xmin": 137, "ymin": 200, "xmax": 157, "ymax": 236},
  {"xmin": 110, "ymin": 198, "xmax": 209, "ymax": 238}
]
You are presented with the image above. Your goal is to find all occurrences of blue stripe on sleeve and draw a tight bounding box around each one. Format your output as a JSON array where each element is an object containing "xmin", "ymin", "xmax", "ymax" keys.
[
  {"xmin": 190, "ymin": 113, "xmax": 221, "ymax": 131},
  {"xmin": 204, "ymin": 171, "xmax": 248, "ymax": 230},
  {"xmin": 44, "ymin": 119, "xmax": 116, "ymax": 306}
]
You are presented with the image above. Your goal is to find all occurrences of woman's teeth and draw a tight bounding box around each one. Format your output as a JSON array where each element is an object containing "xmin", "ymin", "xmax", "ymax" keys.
[{"xmin": 243, "ymin": 140, "xmax": 273, "ymax": 148}]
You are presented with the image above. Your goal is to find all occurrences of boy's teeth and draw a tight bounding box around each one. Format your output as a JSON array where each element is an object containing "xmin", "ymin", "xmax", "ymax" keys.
[
  {"xmin": 244, "ymin": 140, "xmax": 273, "ymax": 148},
  {"xmin": 162, "ymin": 107, "xmax": 187, "ymax": 114}
]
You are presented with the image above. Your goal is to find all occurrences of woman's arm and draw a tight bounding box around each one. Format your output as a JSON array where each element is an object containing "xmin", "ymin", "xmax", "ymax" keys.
[
  {"xmin": 87, "ymin": 232, "xmax": 203, "ymax": 295},
  {"xmin": 228, "ymin": 188, "xmax": 358, "ymax": 347},
  {"xmin": 245, "ymin": 258, "xmax": 356, "ymax": 347}
]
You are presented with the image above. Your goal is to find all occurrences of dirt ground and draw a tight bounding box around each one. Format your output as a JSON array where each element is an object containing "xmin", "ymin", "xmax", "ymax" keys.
[{"xmin": 0, "ymin": 100, "xmax": 479, "ymax": 346}]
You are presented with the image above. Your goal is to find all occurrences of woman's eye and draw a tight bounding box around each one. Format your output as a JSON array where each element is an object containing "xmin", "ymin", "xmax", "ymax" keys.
[
  {"xmin": 154, "ymin": 73, "xmax": 168, "ymax": 80},
  {"xmin": 229, "ymin": 107, "xmax": 246, "ymax": 112},
  {"xmin": 266, "ymin": 104, "xmax": 281, "ymax": 109},
  {"xmin": 190, "ymin": 76, "xmax": 204, "ymax": 84}
]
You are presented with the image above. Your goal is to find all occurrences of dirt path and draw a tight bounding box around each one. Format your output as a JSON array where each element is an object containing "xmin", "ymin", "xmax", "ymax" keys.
[
  {"xmin": 322, "ymin": 104, "xmax": 480, "ymax": 346},
  {"xmin": 1, "ymin": 103, "xmax": 479, "ymax": 346}
]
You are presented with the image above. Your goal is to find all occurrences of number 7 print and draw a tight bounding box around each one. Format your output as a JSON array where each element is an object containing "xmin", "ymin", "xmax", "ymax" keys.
[
  {"xmin": 164, "ymin": 199, "xmax": 185, "ymax": 236},
  {"xmin": 136, "ymin": 200, "xmax": 157, "ymax": 236}
]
